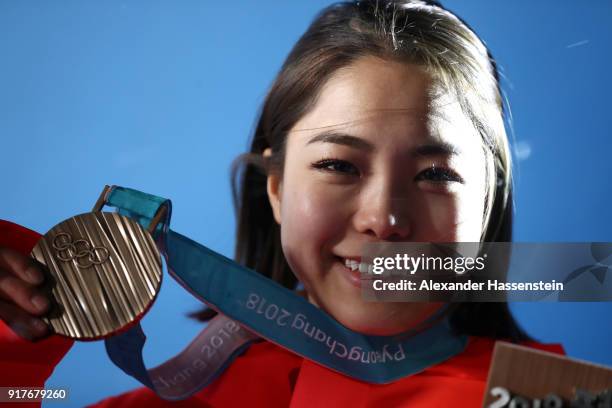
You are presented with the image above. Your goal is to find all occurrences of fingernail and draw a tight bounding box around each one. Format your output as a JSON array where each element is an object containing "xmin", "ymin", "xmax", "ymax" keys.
[
  {"xmin": 31, "ymin": 295, "xmax": 49, "ymax": 311},
  {"xmin": 25, "ymin": 267, "xmax": 42, "ymax": 284}
]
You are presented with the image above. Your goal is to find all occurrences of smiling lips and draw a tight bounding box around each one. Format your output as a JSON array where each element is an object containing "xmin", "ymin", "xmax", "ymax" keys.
[
  {"xmin": 342, "ymin": 258, "xmax": 374, "ymax": 273},
  {"xmin": 335, "ymin": 256, "xmax": 374, "ymax": 288}
]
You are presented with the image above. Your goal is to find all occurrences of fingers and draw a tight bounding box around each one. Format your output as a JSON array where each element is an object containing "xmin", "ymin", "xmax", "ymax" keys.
[
  {"xmin": 0, "ymin": 247, "xmax": 53, "ymax": 342},
  {"xmin": 0, "ymin": 246, "xmax": 46, "ymax": 285},
  {"xmin": 0, "ymin": 247, "xmax": 51, "ymax": 316},
  {"xmin": 0, "ymin": 272, "xmax": 50, "ymax": 315},
  {"xmin": 0, "ymin": 299, "xmax": 50, "ymax": 341}
]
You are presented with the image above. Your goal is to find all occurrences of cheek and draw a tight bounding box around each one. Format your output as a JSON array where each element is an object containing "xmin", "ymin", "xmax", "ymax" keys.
[
  {"xmin": 452, "ymin": 192, "xmax": 486, "ymax": 241},
  {"xmin": 430, "ymin": 186, "xmax": 486, "ymax": 243},
  {"xmin": 416, "ymin": 185, "xmax": 485, "ymax": 241},
  {"xmin": 456, "ymin": 157, "xmax": 488, "ymax": 240},
  {"xmin": 279, "ymin": 183, "xmax": 348, "ymax": 276},
  {"xmin": 416, "ymin": 195, "xmax": 462, "ymax": 241},
  {"xmin": 421, "ymin": 152, "xmax": 487, "ymax": 242}
]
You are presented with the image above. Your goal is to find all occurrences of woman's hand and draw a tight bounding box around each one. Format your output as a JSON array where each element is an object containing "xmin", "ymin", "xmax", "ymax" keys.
[{"xmin": 0, "ymin": 246, "xmax": 52, "ymax": 341}]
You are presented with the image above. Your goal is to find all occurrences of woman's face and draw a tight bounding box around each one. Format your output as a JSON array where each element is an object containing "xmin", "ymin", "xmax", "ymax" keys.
[{"xmin": 266, "ymin": 56, "xmax": 488, "ymax": 335}]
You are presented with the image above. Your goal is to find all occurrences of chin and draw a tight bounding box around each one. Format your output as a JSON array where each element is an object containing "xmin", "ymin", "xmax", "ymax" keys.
[
  {"xmin": 331, "ymin": 308, "xmax": 409, "ymax": 336},
  {"xmin": 342, "ymin": 320, "xmax": 408, "ymax": 336},
  {"xmin": 331, "ymin": 302, "xmax": 445, "ymax": 336}
]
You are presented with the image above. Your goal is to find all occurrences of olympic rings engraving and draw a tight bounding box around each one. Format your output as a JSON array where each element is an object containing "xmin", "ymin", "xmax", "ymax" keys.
[{"xmin": 52, "ymin": 232, "xmax": 110, "ymax": 268}]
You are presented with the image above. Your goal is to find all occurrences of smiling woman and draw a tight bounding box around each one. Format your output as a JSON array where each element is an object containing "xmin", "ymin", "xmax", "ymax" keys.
[
  {"xmin": 0, "ymin": 0, "xmax": 572, "ymax": 407},
  {"xmin": 263, "ymin": 56, "xmax": 487, "ymax": 334},
  {"xmin": 193, "ymin": 0, "xmax": 524, "ymax": 343}
]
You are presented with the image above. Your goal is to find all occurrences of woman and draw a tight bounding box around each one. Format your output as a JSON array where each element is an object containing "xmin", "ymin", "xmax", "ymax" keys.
[{"xmin": 0, "ymin": 1, "xmax": 563, "ymax": 406}]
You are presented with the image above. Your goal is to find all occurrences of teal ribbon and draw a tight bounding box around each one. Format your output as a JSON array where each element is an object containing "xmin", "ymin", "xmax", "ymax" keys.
[{"xmin": 104, "ymin": 186, "xmax": 468, "ymax": 396}]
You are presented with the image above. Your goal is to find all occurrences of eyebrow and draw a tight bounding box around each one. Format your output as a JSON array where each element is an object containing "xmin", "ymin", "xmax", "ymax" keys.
[
  {"xmin": 305, "ymin": 131, "xmax": 461, "ymax": 157},
  {"xmin": 306, "ymin": 131, "xmax": 375, "ymax": 152}
]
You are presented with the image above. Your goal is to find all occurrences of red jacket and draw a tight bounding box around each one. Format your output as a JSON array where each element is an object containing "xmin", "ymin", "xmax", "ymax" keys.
[{"xmin": 0, "ymin": 220, "xmax": 564, "ymax": 407}]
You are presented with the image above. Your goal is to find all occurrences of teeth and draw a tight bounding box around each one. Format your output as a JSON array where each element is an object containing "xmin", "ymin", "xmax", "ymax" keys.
[
  {"xmin": 359, "ymin": 263, "xmax": 373, "ymax": 274},
  {"xmin": 343, "ymin": 258, "xmax": 372, "ymax": 273}
]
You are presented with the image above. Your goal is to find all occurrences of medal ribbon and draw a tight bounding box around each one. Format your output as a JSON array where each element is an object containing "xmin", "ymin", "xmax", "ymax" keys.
[{"xmin": 103, "ymin": 186, "xmax": 468, "ymax": 400}]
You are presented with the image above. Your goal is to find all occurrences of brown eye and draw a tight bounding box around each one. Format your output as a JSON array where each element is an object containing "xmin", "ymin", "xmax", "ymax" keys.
[
  {"xmin": 416, "ymin": 166, "xmax": 463, "ymax": 184},
  {"xmin": 311, "ymin": 158, "xmax": 360, "ymax": 176}
]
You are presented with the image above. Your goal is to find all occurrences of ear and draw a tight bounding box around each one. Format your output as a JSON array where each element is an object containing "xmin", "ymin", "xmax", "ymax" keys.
[{"xmin": 263, "ymin": 148, "xmax": 282, "ymax": 224}]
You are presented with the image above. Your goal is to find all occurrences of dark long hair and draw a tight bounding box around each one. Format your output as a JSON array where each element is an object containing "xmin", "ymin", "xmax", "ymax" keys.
[{"xmin": 192, "ymin": 0, "xmax": 532, "ymax": 343}]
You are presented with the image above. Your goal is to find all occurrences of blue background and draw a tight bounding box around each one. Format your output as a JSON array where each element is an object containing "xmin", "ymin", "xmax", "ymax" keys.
[{"xmin": 0, "ymin": 1, "xmax": 610, "ymax": 406}]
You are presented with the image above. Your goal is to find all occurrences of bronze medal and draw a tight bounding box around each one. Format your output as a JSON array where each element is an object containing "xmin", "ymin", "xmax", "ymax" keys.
[{"xmin": 30, "ymin": 211, "xmax": 163, "ymax": 340}]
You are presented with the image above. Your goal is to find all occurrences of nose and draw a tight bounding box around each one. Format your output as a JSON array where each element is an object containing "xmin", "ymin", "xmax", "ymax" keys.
[{"xmin": 354, "ymin": 195, "xmax": 413, "ymax": 241}]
